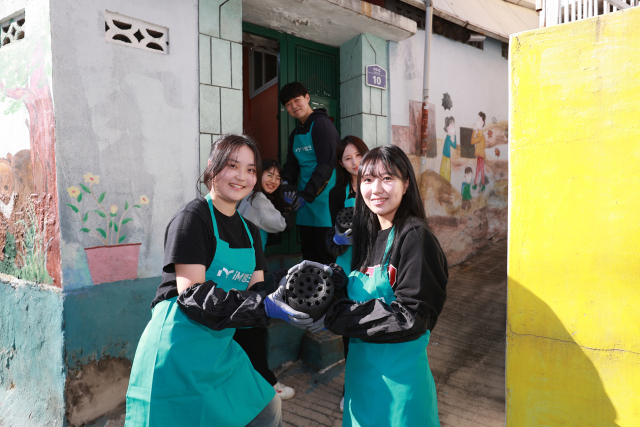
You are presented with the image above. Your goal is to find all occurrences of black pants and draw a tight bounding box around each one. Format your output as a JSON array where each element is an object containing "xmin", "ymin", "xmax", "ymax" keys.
[
  {"xmin": 233, "ymin": 327, "xmax": 277, "ymax": 386},
  {"xmin": 298, "ymin": 225, "xmax": 336, "ymax": 265}
]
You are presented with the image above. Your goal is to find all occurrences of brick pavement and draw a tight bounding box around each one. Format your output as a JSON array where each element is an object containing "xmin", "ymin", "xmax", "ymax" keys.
[{"xmin": 276, "ymin": 238, "xmax": 507, "ymax": 427}]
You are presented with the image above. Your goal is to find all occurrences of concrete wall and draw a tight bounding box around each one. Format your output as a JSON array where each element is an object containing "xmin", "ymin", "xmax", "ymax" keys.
[
  {"xmin": 0, "ymin": 275, "xmax": 65, "ymax": 427},
  {"xmin": 51, "ymin": 0, "xmax": 199, "ymax": 290},
  {"xmin": 339, "ymin": 33, "xmax": 389, "ymax": 147},
  {"xmin": 508, "ymin": 8, "xmax": 640, "ymax": 426},
  {"xmin": 199, "ymin": 0, "xmax": 243, "ymax": 176},
  {"xmin": 389, "ymin": 30, "xmax": 509, "ymax": 265}
]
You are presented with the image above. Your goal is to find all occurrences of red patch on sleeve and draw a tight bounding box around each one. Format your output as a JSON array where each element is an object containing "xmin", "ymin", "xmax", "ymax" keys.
[{"xmin": 388, "ymin": 265, "xmax": 397, "ymax": 288}]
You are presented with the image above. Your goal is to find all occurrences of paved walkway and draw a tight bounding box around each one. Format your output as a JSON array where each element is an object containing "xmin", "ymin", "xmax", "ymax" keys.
[{"xmin": 277, "ymin": 238, "xmax": 508, "ymax": 427}]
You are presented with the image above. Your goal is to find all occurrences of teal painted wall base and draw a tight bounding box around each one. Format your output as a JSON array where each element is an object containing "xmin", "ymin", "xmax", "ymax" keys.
[
  {"xmin": 64, "ymin": 276, "xmax": 159, "ymax": 369},
  {"xmin": 0, "ymin": 276, "xmax": 65, "ymax": 427},
  {"xmin": 301, "ymin": 330, "xmax": 345, "ymax": 371}
]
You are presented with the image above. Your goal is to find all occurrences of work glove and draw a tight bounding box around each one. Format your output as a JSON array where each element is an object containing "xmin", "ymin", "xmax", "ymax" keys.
[
  {"xmin": 283, "ymin": 182, "xmax": 296, "ymax": 205},
  {"xmin": 308, "ymin": 314, "xmax": 327, "ymax": 333},
  {"xmin": 265, "ymin": 279, "xmax": 313, "ymax": 328},
  {"xmin": 288, "ymin": 260, "xmax": 333, "ymax": 278},
  {"xmin": 292, "ymin": 195, "xmax": 306, "ymax": 211},
  {"xmin": 332, "ymin": 225, "xmax": 353, "ymax": 246}
]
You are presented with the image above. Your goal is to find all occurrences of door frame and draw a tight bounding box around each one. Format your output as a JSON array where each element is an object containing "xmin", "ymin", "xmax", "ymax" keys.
[{"xmin": 242, "ymin": 22, "xmax": 340, "ymax": 256}]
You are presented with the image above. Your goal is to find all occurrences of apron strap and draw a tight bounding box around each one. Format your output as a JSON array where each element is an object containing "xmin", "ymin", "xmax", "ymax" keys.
[
  {"xmin": 205, "ymin": 194, "xmax": 253, "ymax": 247},
  {"xmin": 382, "ymin": 227, "xmax": 395, "ymax": 269}
]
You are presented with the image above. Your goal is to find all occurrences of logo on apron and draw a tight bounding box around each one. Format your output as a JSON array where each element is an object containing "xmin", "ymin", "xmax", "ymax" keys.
[{"xmin": 217, "ymin": 267, "xmax": 251, "ymax": 283}]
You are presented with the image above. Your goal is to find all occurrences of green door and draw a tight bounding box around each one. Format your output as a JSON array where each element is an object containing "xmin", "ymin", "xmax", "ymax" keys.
[{"xmin": 243, "ymin": 23, "xmax": 340, "ymax": 256}]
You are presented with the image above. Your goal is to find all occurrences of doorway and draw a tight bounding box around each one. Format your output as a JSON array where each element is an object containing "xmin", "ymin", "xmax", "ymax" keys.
[{"xmin": 242, "ymin": 23, "xmax": 340, "ymax": 256}]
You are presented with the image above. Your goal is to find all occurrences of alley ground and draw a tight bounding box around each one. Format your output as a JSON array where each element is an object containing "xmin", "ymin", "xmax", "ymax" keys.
[{"xmin": 276, "ymin": 238, "xmax": 508, "ymax": 427}]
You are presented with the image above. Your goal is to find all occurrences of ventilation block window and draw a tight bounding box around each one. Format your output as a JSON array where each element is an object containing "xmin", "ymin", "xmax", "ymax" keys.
[
  {"xmin": 105, "ymin": 11, "xmax": 168, "ymax": 54},
  {"xmin": 250, "ymin": 49, "xmax": 278, "ymax": 98},
  {"xmin": 0, "ymin": 11, "xmax": 26, "ymax": 49}
]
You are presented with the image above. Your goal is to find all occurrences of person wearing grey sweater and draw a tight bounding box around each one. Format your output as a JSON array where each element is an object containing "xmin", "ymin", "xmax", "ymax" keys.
[{"xmin": 238, "ymin": 191, "xmax": 290, "ymax": 234}]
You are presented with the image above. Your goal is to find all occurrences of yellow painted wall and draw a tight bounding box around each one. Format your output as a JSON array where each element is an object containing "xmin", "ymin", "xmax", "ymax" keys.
[{"xmin": 508, "ymin": 7, "xmax": 640, "ymax": 427}]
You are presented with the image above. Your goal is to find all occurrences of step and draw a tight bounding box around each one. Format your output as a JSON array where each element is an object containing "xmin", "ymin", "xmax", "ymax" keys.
[{"xmin": 301, "ymin": 330, "xmax": 345, "ymax": 371}]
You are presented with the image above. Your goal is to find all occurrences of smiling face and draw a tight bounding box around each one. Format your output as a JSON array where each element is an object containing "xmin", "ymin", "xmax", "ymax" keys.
[
  {"xmin": 285, "ymin": 94, "xmax": 313, "ymax": 123},
  {"xmin": 210, "ymin": 145, "xmax": 257, "ymax": 212},
  {"xmin": 261, "ymin": 167, "xmax": 281, "ymax": 194},
  {"xmin": 360, "ymin": 163, "xmax": 409, "ymax": 229},
  {"xmin": 340, "ymin": 143, "xmax": 363, "ymax": 178}
]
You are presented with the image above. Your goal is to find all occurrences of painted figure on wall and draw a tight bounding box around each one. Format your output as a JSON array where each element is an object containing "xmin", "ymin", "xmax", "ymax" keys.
[
  {"xmin": 471, "ymin": 112, "xmax": 486, "ymax": 192},
  {"xmin": 439, "ymin": 116, "xmax": 458, "ymax": 182},
  {"xmin": 0, "ymin": 46, "xmax": 59, "ymax": 285},
  {"xmin": 461, "ymin": 167, "xmax": 473, "ymax": 211}
]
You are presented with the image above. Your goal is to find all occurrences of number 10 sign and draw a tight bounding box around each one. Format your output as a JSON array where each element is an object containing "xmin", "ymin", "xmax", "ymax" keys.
[{"xmin": 366, "ymin": 65, "xmax": 387, "ymax": 90}]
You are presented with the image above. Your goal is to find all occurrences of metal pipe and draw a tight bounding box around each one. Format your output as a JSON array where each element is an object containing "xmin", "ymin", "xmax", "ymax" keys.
[{"xmin": 420, "ymin": 0, "xmax": 433, "ymax": 155}]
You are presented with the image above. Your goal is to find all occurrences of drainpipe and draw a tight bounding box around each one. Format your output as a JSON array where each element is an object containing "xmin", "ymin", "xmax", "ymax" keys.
[{"xmin": 420, "ymin": 0, "xmax": 433, "ymax": 155}]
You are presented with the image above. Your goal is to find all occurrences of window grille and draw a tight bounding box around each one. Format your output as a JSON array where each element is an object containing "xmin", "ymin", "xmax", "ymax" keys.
[{"xmin": 0, "ymin": 11, "xmax": 25, "ymax": 49}]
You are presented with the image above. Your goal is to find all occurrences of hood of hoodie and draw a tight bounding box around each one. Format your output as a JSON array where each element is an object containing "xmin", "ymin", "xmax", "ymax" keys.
[{"xmin": 298, "ymin": 108, "xmax": 330, "ymax": 133}]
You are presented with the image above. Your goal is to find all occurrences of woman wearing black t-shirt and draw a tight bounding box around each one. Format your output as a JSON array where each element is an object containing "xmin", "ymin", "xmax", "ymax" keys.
[
  {"xmin": 320, "ymin": 145, "xmax": 449, "ymax": 426},
  {"xmin": 125, "ymin": 135, "xmax": 312, "ymax": 427}
]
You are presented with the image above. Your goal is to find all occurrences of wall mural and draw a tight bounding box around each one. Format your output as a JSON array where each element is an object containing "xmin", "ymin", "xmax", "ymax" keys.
[
  {"xmin": 392, "ymin": 97, "xmax": 509, "ymax": 265},
  {"xmin": 0, "ymin": 46, "xmax": 60, "ymax": 285},
  {"xmin": 66, "ymin": 173, "xmax": 150, "ymax": 285}
]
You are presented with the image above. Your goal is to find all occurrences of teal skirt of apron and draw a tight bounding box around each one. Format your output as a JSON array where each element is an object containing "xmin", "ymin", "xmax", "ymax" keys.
[
  {"xmin": 335, "ymin": 184, "xmax": 355, "ymax": 275},
  {"xmin": 125, "ymin": 195, "xmax": 275, "ymax": 426},
  {"xmin": 343, "ymin": 227, "xmax": 440, "ymax": 427}
]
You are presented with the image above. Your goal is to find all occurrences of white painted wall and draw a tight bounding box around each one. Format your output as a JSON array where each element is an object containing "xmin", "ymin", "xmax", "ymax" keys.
[
  {"xmin": 51, "ymin": 0, "xmax": 199, "ymax": 288},
  {"xmin": 390, "ymin": 29, "xmax": 509, "ymax": 198}
]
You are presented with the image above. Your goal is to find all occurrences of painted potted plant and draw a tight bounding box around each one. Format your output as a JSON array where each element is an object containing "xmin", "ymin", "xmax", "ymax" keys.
[{"xmin": 66, "ymin": 172, "xmax": 150, "ymax": 284}]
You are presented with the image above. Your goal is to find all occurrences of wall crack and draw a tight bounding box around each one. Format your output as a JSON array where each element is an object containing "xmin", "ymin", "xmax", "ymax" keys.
[{"xmin": 508, "ymin": 324, "xmax": 640, "ymax": 356}]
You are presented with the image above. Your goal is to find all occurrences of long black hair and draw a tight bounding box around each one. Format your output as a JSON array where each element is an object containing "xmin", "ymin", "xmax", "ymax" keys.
[
  {"xmin": 197, "ymin": 134, "xmax": 262, "ymax": 201},
  {"xmin": 260, "ymin": 159, "xmax": 287, "ymax": 213},
  {"xmin": 351, "ymin": 145, "xmax": 428, "ymax": 272},
  {"xmin": 335, "ymin": 135, "xmax": 369, "ymax": 188}
]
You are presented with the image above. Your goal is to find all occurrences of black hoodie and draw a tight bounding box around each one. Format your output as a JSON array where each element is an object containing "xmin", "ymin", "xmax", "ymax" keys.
[{"xmin": 282, "ymin": 108, "xmax": 339, "ymax": 204}]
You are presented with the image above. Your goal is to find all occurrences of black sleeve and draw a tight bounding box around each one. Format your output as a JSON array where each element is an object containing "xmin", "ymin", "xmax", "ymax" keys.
[
  {"xmin": 282, "ymin": 205, "xmax": 296, "ymax": 232},
  {"xmin": 299, "ymin": 118, "xmax": 339, "ymax": 203},
  {"xmin": 177, "ymin": 281, "xmax": 270, "ymax": 330},
  {"xmin": 163, "ymin": 207, "xmax": 213, "ymax": 273},
  {"xmin": 325, "ymin": 227, "xmax": 349, "ymax": 258},
  {"xmin": 325, "ymin": 222, "xmax": 448, "ymax": 342},
  {"xmin": 329, "ymin": 185, "xmax": 346, "ymax": 225},
  {"xmin": 281, "ymin": 130, "xmax": 299, "ymax": 185}
]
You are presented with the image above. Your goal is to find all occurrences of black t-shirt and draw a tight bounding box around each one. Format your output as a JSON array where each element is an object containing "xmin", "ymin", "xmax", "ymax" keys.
[{"xmin": 151, "ymin": 197, "xmax": 266, "ymax": 308}]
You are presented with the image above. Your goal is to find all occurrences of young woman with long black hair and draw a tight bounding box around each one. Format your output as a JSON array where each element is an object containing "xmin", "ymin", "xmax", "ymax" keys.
[
  {"xmin": 236, "ymin": 159, "xmax": 296, "ymax": 400},
  {"xmin": 326, "ymin": 136, "xmax": 370, "ymax": 276},
  {"xmin": 321, "ymin": 145, "xmax": 449, "ymax": 426},
  {"xmin": 125, "ymin": 135, "xmax": 312, "ymax": 427}
]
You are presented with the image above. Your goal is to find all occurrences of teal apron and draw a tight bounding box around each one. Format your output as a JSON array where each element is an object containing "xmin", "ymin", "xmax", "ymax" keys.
[
  {"xmin": 343, "ymin": 228, "xmax": 440, "ymax": 427},
  {"xmin": 259, "ymin": 228, "xmax": 268, "ymax": 251},
  {"xmin": 125, "ymin": 195, "xmax": 275, "ymax": 427},
  {"xmin": 335, "ymin": 184, "xmax": 355, "ymax": 275},
  {"xmin": 293, "ymin": 121, "xmax": 336, "ymax": 227}
]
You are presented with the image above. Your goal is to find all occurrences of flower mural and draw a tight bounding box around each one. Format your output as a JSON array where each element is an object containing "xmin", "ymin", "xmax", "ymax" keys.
[
  {"xmin": 65, "ymin": 173, "xmax": 151, "ymax": 284},
  {"xmin": 66, "ymin": 173, "xmax": 150, "ymax": 246}
]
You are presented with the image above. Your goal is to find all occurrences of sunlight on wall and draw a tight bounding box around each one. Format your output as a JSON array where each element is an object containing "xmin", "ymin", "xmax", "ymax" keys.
[{"xmin": 508, "ymin": 7, "xmax": 640, "ymax": 426}]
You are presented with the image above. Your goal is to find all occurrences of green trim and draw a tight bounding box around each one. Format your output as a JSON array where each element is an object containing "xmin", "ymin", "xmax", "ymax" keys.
[{"xmin": 242, "ymin": 22, "xmax": 340, "ymax": 256}]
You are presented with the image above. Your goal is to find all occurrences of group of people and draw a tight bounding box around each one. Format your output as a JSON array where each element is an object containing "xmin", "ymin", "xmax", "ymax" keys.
[{"xmin": 124, "ymin": 82, "xmax": 449, "ymax": 427}]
